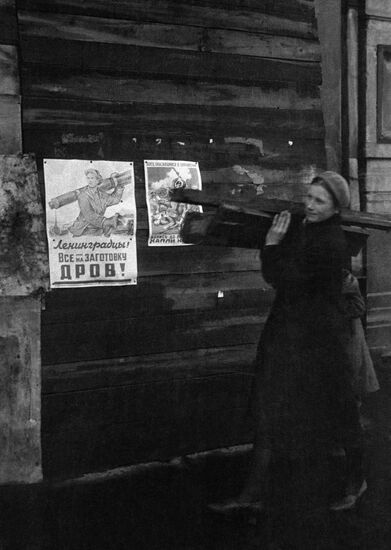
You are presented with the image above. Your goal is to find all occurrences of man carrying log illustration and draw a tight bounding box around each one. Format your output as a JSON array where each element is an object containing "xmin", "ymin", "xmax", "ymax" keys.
[
  {"xmin": 48, "ymin": 167, "xmax": 133, "ymax": 238},
  {"xmin": 68, "ymin": 168, "xmax": 125, "ymax": 237}
]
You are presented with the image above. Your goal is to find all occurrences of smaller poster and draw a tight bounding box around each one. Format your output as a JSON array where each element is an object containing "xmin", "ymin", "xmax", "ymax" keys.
[
  {"xmin": 44, "ymin": 159, "xmax": 137, "ymax": 288},
  {"xmin": 144, "ymin": 160, "xmax": 202, "ymax": 246}
]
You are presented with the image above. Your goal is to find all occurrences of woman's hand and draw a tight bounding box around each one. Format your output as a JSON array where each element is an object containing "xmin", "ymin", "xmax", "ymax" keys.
[{"xmin": 265, "ymin": 210, "xmax": 291, "ymax": 246}]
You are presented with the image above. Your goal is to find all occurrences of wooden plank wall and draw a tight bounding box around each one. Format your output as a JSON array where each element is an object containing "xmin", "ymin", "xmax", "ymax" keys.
[
  {"xmin": 17, "ymin": 0, "xmax": 326, "ymax": 478},
  {"xmin": 361, "ymin": 1, "xmax": 391, "ymax": 357},
  {"xmin": 0, "ymin": 0, "xmax": 22, "ymax": 152}
]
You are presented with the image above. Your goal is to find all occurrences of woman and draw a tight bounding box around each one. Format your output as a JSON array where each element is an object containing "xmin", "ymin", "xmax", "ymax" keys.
[{"xmin": 210, "ymin": 171, "xmax": 364, "ymax": 513}]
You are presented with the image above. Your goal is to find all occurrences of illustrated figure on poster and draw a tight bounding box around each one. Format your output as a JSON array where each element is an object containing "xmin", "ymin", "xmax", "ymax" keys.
[
  {"xmin": 44, "ymin": 159, "xmax": 138, "ymax": 288},
  {"xmin": 144, "ymin": 161, "xmax": 203, "ymax": 249},
  {"xmin": 48, "ymin": 167, "xmax": 135, "ymax": 238},
  {"xmin": 69, "ymin": 168, "xmax": 125, "ymax": 237},
  {"xmin": 150, "ymin": 172, "xmax": 188, "ymax": 232}
]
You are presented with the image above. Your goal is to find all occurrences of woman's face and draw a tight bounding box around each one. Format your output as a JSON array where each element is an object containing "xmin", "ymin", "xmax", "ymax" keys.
[
  {"xmin": 304, "ymin": 183, "xmax": 338, "ymax": 223},
  {"xmin": 86, "ymin": 172, "xmax": 100, "ymax": 188}
]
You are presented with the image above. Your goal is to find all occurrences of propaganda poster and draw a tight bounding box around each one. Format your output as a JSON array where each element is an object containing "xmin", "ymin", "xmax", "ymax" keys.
[
  {"xmin": 44, "ymin": 159, "xmax": 137, "ymax": 288},
  {"xmin": 144, "ymin": 160, "xmax": 202, "ymax": 246}
]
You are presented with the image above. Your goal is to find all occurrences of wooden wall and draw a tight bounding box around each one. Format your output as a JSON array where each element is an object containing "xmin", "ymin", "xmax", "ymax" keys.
[
  {"xmin": 360, "ymin": 1, "xmax": 391, "ymax": 357},
  {"xmin": 17, "ymin": 0, "xmax": 326, "ymax": 478},
  {"xmin": 0, "ymin": 0, "xmax": 22, "ymax": 152},
  {"xmin": 0, "ymin": 3, "xmax": 45, "ymax": 484}
]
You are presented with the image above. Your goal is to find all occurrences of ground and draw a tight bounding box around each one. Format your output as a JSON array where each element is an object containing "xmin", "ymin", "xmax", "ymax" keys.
[{"xmin": 1, "ymin": 361, "xmax": 391, "ymax": 550}]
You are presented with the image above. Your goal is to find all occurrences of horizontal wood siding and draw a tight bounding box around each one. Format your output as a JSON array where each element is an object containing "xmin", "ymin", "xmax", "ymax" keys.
[
  {"xmin": 0, "ymin": 1, "xmax": 22, "ymax": 153},
  {"xmin": 0, "ymin": 0, "xmax": 17, "ymax": 45},
  {"xmin": 363, "ymin": 12, "xmax": 391, "ymax": 356},
  {"xmin": 18, "ymin": 0, "xmax": 326, "ymax": 477}
]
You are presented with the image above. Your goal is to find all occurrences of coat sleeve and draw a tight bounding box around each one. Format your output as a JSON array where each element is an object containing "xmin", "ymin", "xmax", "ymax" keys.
[
  {"xmin": 338, "ymin": 272, "xmax": 366, "ymax": 319},
  {"xmin": 261, "ymin": 233, "xmax": 345, "ymax": 297},
  {"xmin": 102, "ymin": 185, "xmax": 125, "ymax": 207}
]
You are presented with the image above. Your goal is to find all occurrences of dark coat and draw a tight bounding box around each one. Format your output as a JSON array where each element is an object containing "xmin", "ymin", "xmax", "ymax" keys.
[{"xmin": 253, "ymin": 214, "xmax": 361, "ymax": 457}]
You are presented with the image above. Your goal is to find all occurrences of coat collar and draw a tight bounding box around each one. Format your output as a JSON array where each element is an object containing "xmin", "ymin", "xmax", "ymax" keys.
[{"xmin": 303, "ymin": 213, "xmax": 341, "ymax": 230}]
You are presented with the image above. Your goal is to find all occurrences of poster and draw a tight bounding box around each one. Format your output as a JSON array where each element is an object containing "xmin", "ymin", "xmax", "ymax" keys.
[
  {"xmin": 144, "ymin": 160, "xmax": 202, "ymax": 246},
  {"xmin": 44, "ymin": 159, "xmax": 137, "ymax": 288}
]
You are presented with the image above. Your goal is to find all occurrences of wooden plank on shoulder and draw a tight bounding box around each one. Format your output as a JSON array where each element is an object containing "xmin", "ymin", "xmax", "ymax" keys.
[{"xmin": 170, "ymin": 188, "xmax": 391, "ymax": 231}]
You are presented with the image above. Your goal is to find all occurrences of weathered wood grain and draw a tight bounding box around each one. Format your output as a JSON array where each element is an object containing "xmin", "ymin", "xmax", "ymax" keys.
[
  {"xmin": 42, "ymin": 344, "xmax": 257, "ymax": 393},
  {"xmin": 21, "ymin": 72, "xmax": 320, "ymax": 115},
  {"xmin": 18, "ymin": 0, "xmax": 317, "ymax": 38},
  {"xmin": 22, "ymin": 101, "xmax": 325, "ymax": 138},
  {"xmin": 40, "ymin": 346, "xmax": 259, "ymax": 476},
  {"xmin": 24, "ymin": 130, "xmax": 324, "ymax": 178},
  {"xmin": 365, "ymin": 143, "xmax": 391, "ymax": 159},
  {"xmin": 315, "ymin": 0, "xmax": 342, "ymax": 171},
  {"xmin": 0, "ymin": 154, "xmax": 49, "ymax": 294},
  {"xmin": 0, "ymin": 45, "xmax": 19, "ymax": 94},
  {"xmin": 43, "ymin": 369, "xmax": 252, "ymax": 431},
  {"xmin": 0, "ymin": 0, "xmax": 17, "ymax": 44},
  {"xmin": 0, "ymin": 297, "xmax": 42, "ymax": 483},
  {"xmin": 171, "ymin": 188, "xmax": 391, "ymax": 231},
  {"xmin": 0, "ymin": 96, "xmax": 21, "ymax": 154},
  {"xmin": 365, "ymin": 20, "xmax": 387, "ymax": 146},
  {"xmin": 365, "ymin": 160, "xmax": 391, "ymax": 192},
  {"xmin": 42, "ymin": 271, "xmax": 273, "ymax": 323},
  {"xmin": 41, "ymin": 306, "xmax": 264, "ymax": 364},
  {"xmin": 18, "ymin": 11, "xmax": 320, "ymax": 62},
  {"xmin": 41, "ymin": 403, "xmax": 252, "ymax": 477},
  {"xmin": 366, "ymin": 0, "xmax": 391, "ymax": 18},
  {"xmin": 16, "ymin": 0, "xmax": 328, "ymax": 478},
  {"xmin": 20, "ymin": 37, "xmax": 321, "ymax": 86}
]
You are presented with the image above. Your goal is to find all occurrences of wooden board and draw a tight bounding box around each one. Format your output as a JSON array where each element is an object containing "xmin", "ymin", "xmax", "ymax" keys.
[
  {"xmin": 43, "ymin": 368, "xmax": 253, "ymax": 431},
  {"xmin": 0, "ymin": 296, "xmax": 42, "ymax": 483},
  {"xmin": 0, "ymin": 154, "xmax": 49, "ymax": 294},
  {"xmin": 0, "ymin": 0, "xmax": 17, "ymax": 44},
  {"xmin": 22, "ymin": 102, "xmax": 325, "ymax": 139},
  {"xmin": 0, "ymin": 45, "xmax": 19, "ymax": 95},
  {"xmin": 18, "ymin": 11, "xmax": 320, "ymax": 61},
  {"xmin": 0, "ymin": 96, "xmax": 21, "ymax": 154},
  {"xmin": 170, "ymin": 188, "xmax": 391, "ymax": 231},
  {"xmin": 42, "ymin": 344, "xmax": 257, "ymax": 393},
  {"xmin": 20, "ymin": 37, "xmax": 321, "ymax": 85},
  {"xmin": 18, "ymin": 0, "xmax": 317, "ymax": 38},
  {"xmin": 42, "ymin": 271, "xmax": 273, "ymax": 323},
  {"xmin": 366, "ymin": 0, "xmax": 391, "ymax": 18},
  {"xmin": 42, "ymin": 403, "xmax": 252, "ymax": 477},
  {"xmin": 41, "ymin": 306, "xmax": 264, "ymax": 364}
]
